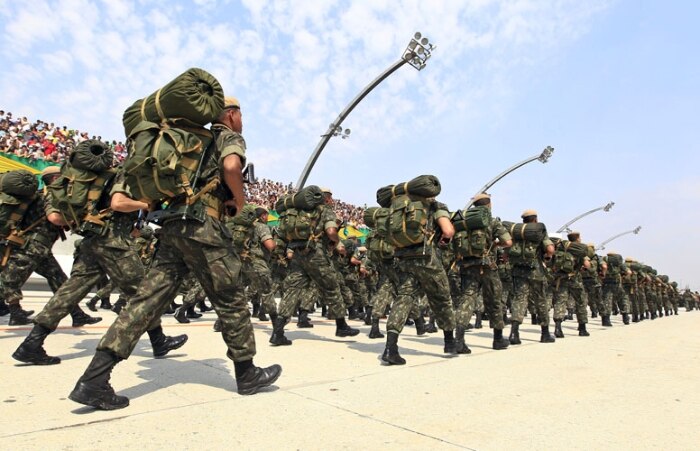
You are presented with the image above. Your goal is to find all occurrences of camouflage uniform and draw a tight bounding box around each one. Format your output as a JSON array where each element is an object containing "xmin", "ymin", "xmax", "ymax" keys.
[
  {"xmin": 386, "ymin": 203, "xmax": 455, "ymax": 337},
  {"xmin": 227, "ymin": 218, "xmax": 278, "ymax": 319},
  {"xmin": 601, "ymin": 254, "xmax": 630, "ymax": 324},
  {"xmin": 33, "ymin": 176, "xmax": 146, "ymax": 331},
  {"xmin": 93, "ymin": 125, "xmax": 257, "ymax": 364},
  {"xmin": 454, "ymin": 215, "xmax": 510, "ymax": 334},
  {"xmin": 1, "ymin": 194, "xmax": 68, "ymax": 308},
  {"xmin": 582, "ymin": 252, "xmax": 603, "ymax": 317},
  {"xmin": 510, "ymin": 237, "xmax": 553, "ymax": 327}
]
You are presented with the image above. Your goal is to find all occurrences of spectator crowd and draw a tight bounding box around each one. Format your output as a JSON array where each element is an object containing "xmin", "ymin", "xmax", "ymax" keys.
[{"xmin": 0, "ymin": 110, "xmax": 366, "ymax": 227}]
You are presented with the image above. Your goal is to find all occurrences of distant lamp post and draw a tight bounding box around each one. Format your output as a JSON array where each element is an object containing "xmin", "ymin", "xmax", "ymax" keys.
[
  {"xmin": 556, "ymin": 201, "xmax": 615, "ymax": 233},
  {"xmin": 296, "ymin": 32, "xmax": 435, "ymax": 190},
  {"xmin": 463, "ymin": 146, "xmax": 554, "ymax": 210},
  {"xmin": 596, "ymin": 226, "xmax": 642, "ymax": 251}
]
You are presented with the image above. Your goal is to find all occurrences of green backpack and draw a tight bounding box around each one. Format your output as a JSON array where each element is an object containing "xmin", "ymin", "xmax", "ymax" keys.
[
  {"xmin": 277, "ymin": 206, "xmax": 322, "ymax": 242},
  {"xmin": 453, "ymin": 206, "xmax": 492, "ymax": 258},
  {"xmin": 553, "ymin": 241, "xmax": 577, "ymax": 274},
  {"xmin": 386, "ymin": 194, "xmax": 432, "ymax": 248},
  {"xmin": 46, "ymin": 143, "xmax": 116, "ymax": 233},
  {"xmin": 228, "ymin": 204, "xmax": 257, "ymax": 250},
  {"xmin": 123, "ymin": 118, "xmax": 215, "ymax": 203},
  {"xmin": 0, "ymin": 170, "xmax": 38, "ymax": 239}
]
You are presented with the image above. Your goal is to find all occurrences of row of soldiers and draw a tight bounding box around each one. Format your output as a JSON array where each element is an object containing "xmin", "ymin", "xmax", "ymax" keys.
[{"xmin": 1, "ymin": 142, "xmax": 695, "ymax": 409}]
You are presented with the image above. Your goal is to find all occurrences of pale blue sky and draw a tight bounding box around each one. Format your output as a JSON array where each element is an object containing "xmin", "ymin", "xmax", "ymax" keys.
[{"xmin": 2, "ymin": 0, "xmax": 698, "ymax": 288}]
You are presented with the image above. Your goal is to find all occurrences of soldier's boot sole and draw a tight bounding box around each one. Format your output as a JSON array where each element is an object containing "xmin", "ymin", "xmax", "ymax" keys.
[
  {"xmin": 269, "ymin": 334, "xmax": 292, "ymax": 346},
  {"xmin": 236, "ymin": 364, "xmax": 282, "ymax": 396}
]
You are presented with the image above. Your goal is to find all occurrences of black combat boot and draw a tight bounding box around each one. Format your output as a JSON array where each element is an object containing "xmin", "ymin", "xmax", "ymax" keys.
[
  {"xmin": 650, "ymin": 310, "xmax": 657, "ymax": 320},
  {"xmin": 148, "ymin": 326, "xmax": 188, "ymax": 357},
  {"xmin": 86, "ymin": 296, "xmax": 99, "ymax": 312},
  {"xmin": 269, "ymin": 316, "xmax": 292, "ymax": 346},
  {"xmin": 612, "ymin": 306, "xmax": 619, "ymax": 316},
  {"xmin": 591, "ymin": 310, "xmax": 598, "ymax": 318},
  {"xmin": 578, "ymin": 322, "xmax": 590, "ymax": 337},
  {"xmin": 474, "ymin": 312, "xmax": 483, "ymax": 329},
  {"xmin": 622, "ymin": 313, "xmax": 630, "ymax": 325},
  {"xmin": 645, "ymin": 311, "xmax": 650, "ymax": 319},
  {"xmin": 554, "ymin": 319, "xmax": 564, "ymax": 338},
  {"xmin": 296, "ymin": 310, "xmax": 313, "ymax": 328},
  {"xmin": 257, "ymin": 305, "xmax": 269, "ymax": 321},
  {"xmin": 369, "ymin": 318, "xmax": 384, "ymax": 338},
  {"xmin": 381, "ymin": 332, "xmax": 406, "ymax": 365},
  {"xmin": 99, "ymin": 297, "xmax": 113, "ymax": 310},
  {"xmin": 404, "ymin": 318, "xmax": 414, "ymax": 326},
  {"xmin": 425, "ymin": 316, "xmax": 438, "ymax": 333},
  {"xmin": 252, "ymin": 302, "xmax": 260, "ymax": 317},
  {"xmin": 530, "ymin": 313, "xmax": 538, "ymax": 325},
  {"xmin": 566, "ymin": 309, "xmax": 574, "ymax": 321},
  {"xmin": 369, "ymin": 318, "xmax": 384, "ymax": 339},
  {"xmin": 213, "ymin": 318, "xmax": 222, "ymax": 332},
  {"xmin": 348, "ymin": 306, "xmax": 361, "ymax": 320},
  {"xmin": 540, "ymin": 325, "xmax": 555, "ymax": 343},
  {"xmin": 12, "ymin": 324, "xmax": 60, "ymax": 365},
  {"xmin": 414, "ymin": 315, "xmax": 426, "ymax": 336},
  {"xmin": 186, "ymin": 305, "xmax": 202, "ymax": 319},
  {"xmin": 198, "ymin": 299, "xmax": 214, "ymax": 312},
  {"xmin": 233, "ymin": 359, "xmax": 283, "ymax": 395},
  {"xmin": 321, "ymin": 304, "xmax": 328, "ymax": 318},
  {"xmin": 8, "ymin": 303, "xmax": 33, "ymax": 326},
  {"xmin": 455, "ymin": 326, "xmax": 471, "ymax": 354},
  {"xmin": 0, "ymin": 299, "xmax": 10, "ymax": 316},
  {"xmin": 509, "ymin": 321, "xmax": 521, "ymax": 345},
  {"xmin": 632, "ymin": 313, "xmax": 639, "ymax": 322},
  {"xmin": 335, "ymin": 318, "xmax": 360, "ymax": 337},
  {"xmin": 602, "ymin": 315, "xmax": 613, "ymax": 327},
  {"xmin": 111, "ymin": 298, "xmax": 127, "ymax": 315},
  {"xmin": 363, "ymin": 306, "xmax": 373, "ymax": 326},
  {"xmin": 674, "ymin": 309, "xmax": 678, "ymax": 315},
  {"xmin": 71, "ymin": 307, "xmax": 102, "ymax": 327},
  {"xmin": 443, "ymin": 330, "xmax": 458, "ymax": 355},
  {"xmin": 493, "ymin": 328, "xmax": 510, "ymax": 350},
  {"xmin": 68, "ymin": 350, "xmax": 128, "ymax": 410},
  {"xmin": 173, "ymin": 306, "xmax": 190, "ymax": 324}
]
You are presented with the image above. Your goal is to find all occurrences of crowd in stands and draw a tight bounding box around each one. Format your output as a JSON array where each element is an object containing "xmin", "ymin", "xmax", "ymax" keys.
[
  {"xmin": 0, "ymin": 109, "xmax": 366, "ymax": 226},
  {"xmin": 0, "ymin": 110, "xmax": 128, "ymax": 164}
]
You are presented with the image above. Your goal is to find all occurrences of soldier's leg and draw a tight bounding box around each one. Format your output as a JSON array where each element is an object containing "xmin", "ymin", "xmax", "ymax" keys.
[{"xmin": 571, "ymin": 282, "xmax": 588, "ymax": 336}]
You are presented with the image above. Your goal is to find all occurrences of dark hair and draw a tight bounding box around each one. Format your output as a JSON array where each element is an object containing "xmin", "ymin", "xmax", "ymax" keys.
[
  {"xmin": 523, "ymin": 216, "xmax": 537, "ymax": 223},
  {"xmin": 473, "ymin": 198, "xmax": 491, "ymax": 207}
]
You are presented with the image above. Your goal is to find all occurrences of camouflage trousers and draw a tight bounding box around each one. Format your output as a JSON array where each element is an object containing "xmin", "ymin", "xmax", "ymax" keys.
[
  {"xmin": 582, "ymin": 278, "xmax": 602, "ymax": 315},
  {"xmin": 299, "ymin": 282, "xmax": 320, "ymax": 312},
  {"xmin": 241, "ymin": 257, "xmax": 277, "ymax": 315},
  {"xmin": 500, "ymin": 275, "xmax": 513, "ymax": 313},
  {"xmin": 98, "ymin": 220, "xmax": 255, "ymax": 362},
  {"xmin": 369, "ymin": 262, "xmax": 398, "ymax": 320},
  {"xmin": 335, "ymin": 270, "xmax": 354, "ymax": 308},
  {"xmin": 1, "ymin": 241, "xmax": 67, "ymax": 305},
  {"xmin": 94, "ymin": 274, "xmax": 112, "ymax": 299},
  {"xmin": 448, "ymin": 269, "xmax": 461, "ymax": 309},
  {"xmin": 455, "ymin": 264, "xmax": 505, "ymax": 330},
  {"xmin": 344, "ymin": 273, "xmax": 367, "ymax": 309},
  {"xmin": 511, "ymin": 268, "xmax": 551, "ymax": 327},
  {"xmin": 35, "ymin": 235, "xmax": 145, "ymax": 331},
  {"xmin": 178, "ymin": 273, "xmax": 206, "ymax": 309},
  {"xmin": 601, "ymin": 282, "xmax": 629, "ymax": 316},
  {"xmin": 552, "ymin": 275, "xmax": 587, "ymax": 323},
  {"xmin": 624, "ymin": 285, "xmax": 641, "ymax": 316},
  {"xmin": 279, "ymin": 246, "xmax": 346, "ymax": 320},
  {"xmin": 386, "ymin": 246, "xmax": 455, "ymax": 335},
  {"xmin": 270, "ymin": 261, "xmax": 287, "ymax": 299}
]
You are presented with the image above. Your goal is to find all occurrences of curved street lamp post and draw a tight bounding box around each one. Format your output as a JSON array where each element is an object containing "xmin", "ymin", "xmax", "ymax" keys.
[
  {"xmin": 556, "ymin": 202, "xmax": 615, "ymax": 234},
  {"xmin": 596, "ymin": 226, "xmax": 642, "ymax": 251},
  {"xmin": 296, "ymin": 32, "xmax": 435, "ymax": 190}
]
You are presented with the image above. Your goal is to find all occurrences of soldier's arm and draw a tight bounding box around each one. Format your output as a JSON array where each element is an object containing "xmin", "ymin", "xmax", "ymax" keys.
[
  {"xmin": 110, "ymin": 193, "xmax": 149, "ymax": 213},
  {"xmin": 261, "ymin": 237, "xmax": 276, "ymax": 252},
  {"xmin": 223, "ymin": 154, "xmax": 245, "ymax": 214}
]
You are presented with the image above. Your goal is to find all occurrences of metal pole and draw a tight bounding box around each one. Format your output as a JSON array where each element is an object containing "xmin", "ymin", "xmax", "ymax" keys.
[
  {"xmin": 296, "ymin": 32, "xmax": 435, "ymax": 190},
  {"xmin": 596, "ymin": 226, "xmax": 642, "ymax": 251},
  {"xmin": 556, "ymin": 201, "xmax": 615, "ymax": 233},
  {"xmin": 463, "ymin": 146, "xmax": 554, "ymax": 210}
]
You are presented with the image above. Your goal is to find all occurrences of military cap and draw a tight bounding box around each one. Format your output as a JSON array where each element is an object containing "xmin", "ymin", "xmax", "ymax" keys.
[
  {"xmin": 472, "ymin": 193, "xmax": 491, "ymax": 204},
  {"xmin": 320, "ymin": 186, "xmax": 332, "ymax": 195},
  {"xmin": 223, "ymin": 96, "xmax": 240, "ymax": 109},
  {"xmin": 41, "ymin": 166, "xmax": 61, "ymax": 177},
  {"xmin": 624, "ymin": 257, "xmax": 635, "ymax": 262},
  {"xmin": 254, "ymin": 206, "xmax": 268, "ymax": 217},
  {"xmin": 521, "ymin": 209, "xmax": 538, "ymax": 218}
]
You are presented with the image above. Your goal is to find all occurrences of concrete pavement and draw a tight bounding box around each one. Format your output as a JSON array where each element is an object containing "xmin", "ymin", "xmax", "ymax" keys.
[{"xmin": 1, "ymin": 292, "xmax": 699, "ymax": 450}]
